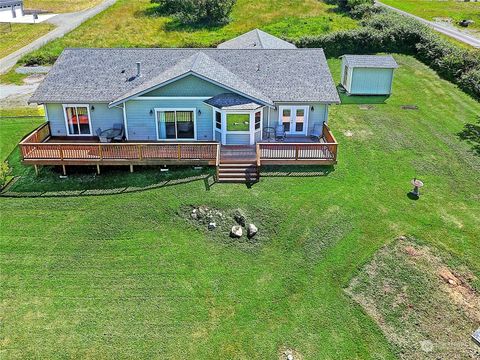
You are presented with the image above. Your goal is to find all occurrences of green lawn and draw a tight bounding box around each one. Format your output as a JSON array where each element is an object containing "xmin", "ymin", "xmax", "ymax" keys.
[
  {"xmin": 0, "ymin": 55, "xmax": 479, "ymax": 358},
  {"xmin": 20, "ymin": 0, "xmax": 356, "ymax": 65},
  {"xmin": 0, "ymin": 22, "xmax": 54, "ymax": 59},
  {"xmin": 24, "ymin": 0, "xmax": 103, "ymax": 13},
  {"xmin": 381, "ymin": 0, "xmax": 480, "ymax": 34},
  {"xmin": 227, "ymin": 114, "xmax": 250, "ymax": 131},
  {"xmin": 0, "ymin": 117, "xmax": 44, "ymax": 161}
]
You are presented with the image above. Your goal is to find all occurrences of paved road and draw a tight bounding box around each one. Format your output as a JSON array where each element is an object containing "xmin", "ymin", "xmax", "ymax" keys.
[
  {"xmin": 376, "ymin": 1, "xmax": 480, "ymax": 48},
  {"xmin": 0, "ymin": 0, "xmax": 117, "ymax": 74}
]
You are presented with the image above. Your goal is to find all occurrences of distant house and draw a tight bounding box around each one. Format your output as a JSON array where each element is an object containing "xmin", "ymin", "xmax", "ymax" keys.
[
  {"xmin": 0, "ymin": 0, "xmax": 24, "ymax": 18},
  {"xmin": 340, "ymin": 55, "xmax": 398, "ymax": 95},
  {"xmin": 22, "ymin": 30, "xmax": 339, "ymax": 182}
]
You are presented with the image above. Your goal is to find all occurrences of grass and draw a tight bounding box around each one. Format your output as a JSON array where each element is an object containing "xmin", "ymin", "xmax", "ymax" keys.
[
  {"xmin": 20, "ymin": 0, "xmax": 356, "ymax": 65},
  {"xmin": 0, "ymin": 117, "xmax": 44, "ymax": 161},
  {"xmin": 227, "ymin": 114, "xmax": 250, "ymax": 131},
  {"xmin": 381, "ymin": 0, "xmax": 480, "ymax": 35},
  {"xmin": 0, "ymin": 22, "xmax": 54, "ymax": 59},
  {"xmin": 24, "ymin": 0, "xmax": 103, "ymax": 13},
  {"xmin": 347, "ymin": 238, "xmax": 480, "ymax": 358},
  {"xmin": 0, "ymin": 54, "xmax": 479, "ymax": 358}
]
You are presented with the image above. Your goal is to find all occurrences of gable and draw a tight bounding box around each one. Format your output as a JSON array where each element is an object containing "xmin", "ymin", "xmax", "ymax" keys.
[{"xmin": 141, "ymin": 74, "xmax": 234, "ymax": 97}]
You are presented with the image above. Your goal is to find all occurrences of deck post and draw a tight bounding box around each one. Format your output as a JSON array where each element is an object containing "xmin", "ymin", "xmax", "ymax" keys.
[
  {"xmin": 34, "ymin": 165, "xmax": 39, "ymax": 176},
  {"xmin": 129, "ymin": 164, "xmax": 134, "ymax": 173},
  {"xmin": 177, "ymin": 144, "xmax": 181, "ymax": 160},
  {"xmin": 256, "ymin": 144, "xmax": 261, "ymax": 167},
  {"xmin": 62, "ymin": 165, "xmax": 66, "ymax": 176},
  {"xmin": 96, "ymin": 164, "xmax": 101, "ymax": 175}
]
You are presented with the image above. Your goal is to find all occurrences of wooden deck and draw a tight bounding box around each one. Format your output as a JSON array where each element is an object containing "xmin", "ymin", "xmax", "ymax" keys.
[{"xmin": 19, "ymin": 122, "xmax": 338, "ymax": 174}]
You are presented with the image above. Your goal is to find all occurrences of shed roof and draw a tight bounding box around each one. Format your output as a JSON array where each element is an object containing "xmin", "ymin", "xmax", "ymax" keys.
[
  {"xmin": 29, "ymin": 48, "xmax": 340, "ymax": 105},
  {"xmin": 341, "ymin": 55, "xmax": 398, "ymax": 69},
  {"xmin": 0, "ymin": 0, "xmax": 23, "ymax": 5},
  {"xmin": 204, "ymin": 93, "xmax": 263, "ymax": 111},
  {"xmin": 217, "ymin": 29, "xmax": 296, "ymax": 49}
]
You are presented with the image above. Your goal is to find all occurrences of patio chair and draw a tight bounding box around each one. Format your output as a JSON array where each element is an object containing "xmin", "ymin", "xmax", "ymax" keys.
[
  {"xmin": 275, "ymin": 124, "xmax": 286, "ymax": 141},
  {"xmin": 310, "ymin": 123, "xmax": 322, "ymax": 141},
  {"xmin": 96, "ymin": 128, "xmax": 108, "ymax": 143},
  {"xmin": 112, "ymin": 123, "xmax": 124, "ymax": 141}
]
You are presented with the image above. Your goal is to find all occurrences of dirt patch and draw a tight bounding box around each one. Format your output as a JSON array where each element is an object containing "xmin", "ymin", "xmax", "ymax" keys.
[
  {"xmin": 346, "ymin": 237, "xmax": 480, "ymax": 359},
  {"xmin": 359, "ymin": 104, "xmax": 375, "ymax": 110}
]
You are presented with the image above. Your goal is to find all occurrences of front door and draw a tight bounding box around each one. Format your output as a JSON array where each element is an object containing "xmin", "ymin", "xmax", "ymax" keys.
[{"xmin": 279, "ymin": 106, "xmax": 308, "ymax": 135}]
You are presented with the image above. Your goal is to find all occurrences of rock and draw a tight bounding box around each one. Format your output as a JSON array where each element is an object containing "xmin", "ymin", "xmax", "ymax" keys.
[
  {"xmin": 191, "ymin": 209, "xmax": 198, "ymax": 220},
  {"xmin": 230, "ymin": 225, "xmax": 243, "ymax": 238},
  {"xmin": 247, "ymin": 223, "xmax": 258, "ymax": 238},
  {"xmin": 208, "ymin": 222, "xmax": 216, "ymax": 230},
  {"xmin": 198, "ymin": 206, "xmax": 209, "ymax": 217},
  {"xmin": 287, "ymin": 355, "xmax": 294, "ymax": 360},
  {"xmin": 233, "ymin": 209, "xmax": 246, "ymax": 227}
]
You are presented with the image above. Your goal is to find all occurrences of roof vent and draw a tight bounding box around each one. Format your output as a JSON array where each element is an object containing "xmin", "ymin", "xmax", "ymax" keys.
[
  {"xmin": 256, "ymin": 64, "xmax": 260, "ymax": 72},
  {"xmin": 136, "ymin": 62, "xmax": 141, "ymax": 78}
]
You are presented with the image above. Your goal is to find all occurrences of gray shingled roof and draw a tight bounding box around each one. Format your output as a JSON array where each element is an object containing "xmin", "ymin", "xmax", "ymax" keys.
[
  {"xmin": 111, "ymin": 52, "xmax": 273, "ymax": 106},
  {"xmin": 217, "ymin": 29, "xmax": 296, "ymax": 49},
  {"xmin": 341, "ymin": 55, "xmax": 398, "ymax": 68},
  {"xmin": 204, "ymin": 93, "xmax": 263, "ymax": 111},
  {"xmin": 30, "ymin": 48, "xmax": 339, "ymax": 105}
]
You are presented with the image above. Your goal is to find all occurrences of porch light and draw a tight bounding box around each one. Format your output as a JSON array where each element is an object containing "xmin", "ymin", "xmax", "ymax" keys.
[
  {"xmin": 150, "ymin": 109, "xmax": 153, "ymax": 115},
  {"xmin": 91, "ymin": 105, "xmax": 95, "ymax": 111},
  {"xmin": 311, "ymin": 106, "xmax": 314, "ymax": 111},
  {"xmin": 198, "ymin": 109, "xmax": 202, "ymax": 115}
]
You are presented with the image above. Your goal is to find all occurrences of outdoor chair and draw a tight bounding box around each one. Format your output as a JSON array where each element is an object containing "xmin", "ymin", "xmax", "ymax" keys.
[
  {"xmin": 96, "ymin": 128, "xmax": 108, "ymax": 143},
  {"xmin": 275, "ymin": 124, "xmax": 286, "ymax": 141},
  {"xmin": 310, "ymin": 123, "xmax": 322, "ymax": 141},
  {"xmin": 112, "ymin": 123, "xmax": 124, "ymax": 141}
]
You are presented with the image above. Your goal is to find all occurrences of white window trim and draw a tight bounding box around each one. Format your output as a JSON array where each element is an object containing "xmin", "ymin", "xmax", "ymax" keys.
[
  {"xmin": 278, "ymin": 105, "xmax": 309, "ymax": 135},
  {"xmin": 154, "ymin": 108, "xmax": 197, "ymax": 141},
  {"xmin": 62, "ymin": 104, "xmax": 92, "ymax": 136}
]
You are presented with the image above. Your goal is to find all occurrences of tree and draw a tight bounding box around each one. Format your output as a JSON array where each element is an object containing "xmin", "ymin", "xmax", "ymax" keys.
[{"xmin": 151, "ymin": 0, "xmax": 236, "ymax": 26}]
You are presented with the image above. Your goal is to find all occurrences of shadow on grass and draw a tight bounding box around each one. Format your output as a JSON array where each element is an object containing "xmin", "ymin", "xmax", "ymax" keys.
[
  {"xmin": 457, "ymin": 116, "xmax": 480, "ymax": 156},
  {"xmin": 339, "ymin": 90, "xmax": 390, "ymax": 105},
  {"xmin": 406, "ymin": 192, "xmax": 419, "ymax": 201},
  {"xmin": 261, "ymin": 165, "xmax": 335, "ymax": 177},
  {"xmin": 1, "ymin": 148, "xmax": 216, "ymax": 197}
]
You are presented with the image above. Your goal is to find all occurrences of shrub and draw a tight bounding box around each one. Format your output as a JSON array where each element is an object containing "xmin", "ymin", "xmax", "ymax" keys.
[
  {"xmin": 0, "ymin": 161, "xmax": 11, "ymax": 188},
  {"xmin": 151, "ymin": 0, "xmax": 236, "ymax": 26},
  {"xmin": 350, "ymin": 3, "xmax": 386, "ymax": 19}
]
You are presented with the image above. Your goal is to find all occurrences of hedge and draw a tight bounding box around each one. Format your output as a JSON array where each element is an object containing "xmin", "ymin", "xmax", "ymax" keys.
[{"xmin": 295, "ymin": 10, "xmax": 480, "ymax": 100}]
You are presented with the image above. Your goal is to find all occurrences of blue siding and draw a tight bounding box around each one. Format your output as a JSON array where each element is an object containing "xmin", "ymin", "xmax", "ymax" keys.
[
  {"xmin": 125, "ymin": 99, "xmax": 213, "ymax": 141},
  {"xmin": 226, "ymin": 133, "xmax": 250, "ymax": 145},
  {"xmin": 141, "ymin": 75, "xmax": 233, "ymax": 97},
  {"xmin": 350, "ymin": 68, "xmax": 394, "ymax": 95},
  {"xmin": 46, "ymin": 103, "xmax": 123, "ymax": 136}
]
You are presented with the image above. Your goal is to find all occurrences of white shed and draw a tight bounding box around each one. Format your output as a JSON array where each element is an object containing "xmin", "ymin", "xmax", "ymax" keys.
[{"xmin": 340, "ymin": 55, "xmax": 398, "ymax": 95}]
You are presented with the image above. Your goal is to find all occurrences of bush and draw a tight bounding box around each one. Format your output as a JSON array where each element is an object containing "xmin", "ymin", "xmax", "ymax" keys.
[
  {"xmin": 0, "ymin": 161, "xmax": 11, "ymax": 188},
  {"xmin": 295, "ymin": 11, "xmax": 480, "ymax": 100},
  {"xmin": 151, "ymin": 0, "xmax": 236, "ymax": 26},
  {"xmin": 350, "ymin": 4, "xmax": 386, "ymax": 19}
]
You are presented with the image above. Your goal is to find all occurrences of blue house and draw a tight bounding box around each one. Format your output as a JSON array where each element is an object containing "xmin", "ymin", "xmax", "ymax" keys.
[{"xmin": 23, "ymin": 30, "xmax": 340, "ymax": 182}]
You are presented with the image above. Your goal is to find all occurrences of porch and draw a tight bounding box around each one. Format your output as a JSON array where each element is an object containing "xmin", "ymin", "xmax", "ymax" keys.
[{"xmin": 19, "ymin": 122, "xmax": 338, "ymax": 175}]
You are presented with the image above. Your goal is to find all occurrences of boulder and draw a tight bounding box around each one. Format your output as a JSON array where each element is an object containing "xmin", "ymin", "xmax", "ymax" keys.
[
  {"xmin": 230, "ymin": 225, "xmax": 243, "ymax": 238},
  {"xmin": 247, "ymin": 223, "xmax": 258, "ymax": 238},
  {"xmin": 233, "ymin": 209, "xmax": 246, "ymax": 227}
]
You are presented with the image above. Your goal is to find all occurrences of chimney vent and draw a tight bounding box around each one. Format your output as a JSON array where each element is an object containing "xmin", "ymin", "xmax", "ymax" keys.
[{"xmin": 136, "ymin": 62, "xmax": 141, "ymax": 77}]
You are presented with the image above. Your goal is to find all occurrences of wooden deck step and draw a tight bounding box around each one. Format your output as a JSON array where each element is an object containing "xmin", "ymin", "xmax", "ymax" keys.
[{"xmin": 217, "ymin": 157, "xmax": 259, "ymax": 183}]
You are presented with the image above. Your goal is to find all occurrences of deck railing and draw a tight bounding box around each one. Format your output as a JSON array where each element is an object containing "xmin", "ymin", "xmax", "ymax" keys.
[
  {"xmin": 256, "ymin": 123, "xmax": 338, "ymax": 164},
  {"xmin": 20, "ymin": 123, "xmax": 219, "ymax": 164}
]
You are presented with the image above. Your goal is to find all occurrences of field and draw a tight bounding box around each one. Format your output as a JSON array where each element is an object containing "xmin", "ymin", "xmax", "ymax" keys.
[
  {"xmin": 1, "ymin": 55, "xmax": 479, "ymax": 358},
  {"xmin": 0, "ymin": 22, "xmax": 54, "ymax": 59},
  {"xmin": 381, "ymin": 0, "xmax": 480, "ymax": 34},
  {"xmin": 24, "ymin": 0, "xmax": 103, "ymax": 13},
  {"xmin": 20, "ymin": 0, "xmax": 356, "ymax": 64}
]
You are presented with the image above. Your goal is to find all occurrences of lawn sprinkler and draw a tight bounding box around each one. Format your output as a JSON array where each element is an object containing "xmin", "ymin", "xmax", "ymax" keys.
[{"xmin": 410, "ymin": 178, "xmax": 424, "ymax": 199}]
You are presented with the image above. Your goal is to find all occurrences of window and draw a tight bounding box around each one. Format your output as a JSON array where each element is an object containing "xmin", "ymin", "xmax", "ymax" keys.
[
  {"xmin": 157, "ymin": 109, "xmax": 195, "ymax": 140},
  {"xmin": 215, "ymin": 111, "xmax": 222, "ymax": 130},
  {"xmin": 254, "ymin": 111, "xmax": 261, "ymax": 130},
  {"xmin": 281, "ymin": 108, "xmax": 291, "ymax": 132},
  {"xmin": 64, "ymin": 105, "xmax": 91, "ymax": 135},
  {"xmin": 226, "ymin": 113, "xmax": 249, "ymax": 131},
  {"xmin": 295, "ymin": 108, "xmax": 305, "ymax": 132},
  {"xmin": 279, "ymin": 106, "xmax": 308, "ymax": 134}
]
